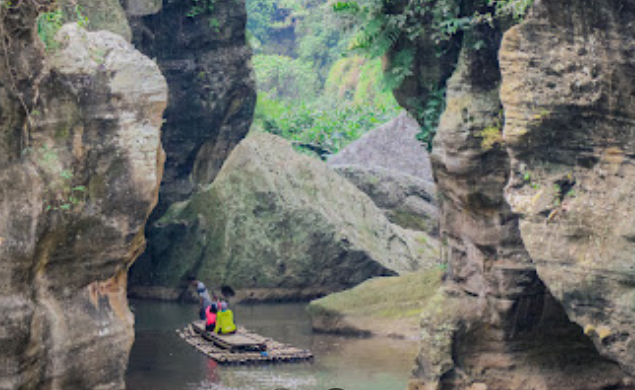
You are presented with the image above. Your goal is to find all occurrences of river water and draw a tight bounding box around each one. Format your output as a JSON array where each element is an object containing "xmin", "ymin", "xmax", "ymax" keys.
[{"xmin": 126, "ymin": 300, "xmax": 418, "ymax": 390}]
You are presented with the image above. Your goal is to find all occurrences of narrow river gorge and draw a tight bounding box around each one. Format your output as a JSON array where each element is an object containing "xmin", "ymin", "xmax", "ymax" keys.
[
  {"xmin": 126, "ymin": 302, "xmax": 418, "ymax": 390},
  {"xmin": 1, "ymin": 1, "xmax": 635, "ymax": 390}
]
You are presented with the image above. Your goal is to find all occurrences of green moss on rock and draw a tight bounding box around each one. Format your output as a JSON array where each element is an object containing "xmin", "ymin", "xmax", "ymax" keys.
[
  {"xmin": 307, "ymin": 268, "xmax": 444, "ymax": 337},
  {"xmin": 136, "ymin": 134, "xmax": 438, "ymax": 300}
]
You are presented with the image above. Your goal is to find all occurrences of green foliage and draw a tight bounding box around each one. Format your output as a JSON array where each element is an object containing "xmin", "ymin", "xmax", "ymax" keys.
[
  {"xmin": 523, "ymin": 172, "xmax": 531, "ymax": 182},
  {"xmin": 187, "ymin": 0, "xmax": 221, "ymax": 31},
  {"xmin": 383, "ymin": 47, "xmax": 414, "ymax": 91},
  {"xmin": 410, "ymin": 88, "xmax": 446, "ymax": 151},
  {"xmin": 73, "ymin": 5, "xmax": 89, "ymax": 28},
  {"xmin": 253, "ymin": 93, "xmax": 401, "ymax": 158},
  {"xmin": 187, "ymin": 0, "xmax": 216, "ymax": 17},
  {"xmin": 37, "ymin": 9, "xmax": 63, "ymax": 51},
  {"xmin": 490, "ymin": 0, "xmax": 535, "ymax": 22},
  {"xmin": 246, "ymin": 0, "xmax": 297, "ymax": 46},
  {"xmin": 335, "ymin": 0, "xmax": 536, "ymax": 61},
  {"xmin": 246, "ymin": 0, "xmax": 346, "ymax": 82},
  {"xmin": 324, "ymin": 56, "xmax": 397, "ymax": 108},
  {"xmin": 332, "ymin": 0, "xmax": 535, "ymax": 150},
  {"xmin": 37, "ymin": 5, "xmax": 91, "ymax": 51},
  {"xmin": 248, "ymin": 0, "xmax": 403, "ymax": 158},
  {"xmin": 252, "ymin": 55, "xmax": 320, "ymax": 100}
]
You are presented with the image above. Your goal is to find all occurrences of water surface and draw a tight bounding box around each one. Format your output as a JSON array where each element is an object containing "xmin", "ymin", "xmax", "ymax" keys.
[{"xmin": 126, "ymin": 300, "xmax": 418, "ymax": 390}]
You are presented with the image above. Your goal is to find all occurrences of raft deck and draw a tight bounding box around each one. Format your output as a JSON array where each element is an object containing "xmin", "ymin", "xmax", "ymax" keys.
[{"xmin": 177, "ymin": 321, "xmax": 313, "ymax": 365}]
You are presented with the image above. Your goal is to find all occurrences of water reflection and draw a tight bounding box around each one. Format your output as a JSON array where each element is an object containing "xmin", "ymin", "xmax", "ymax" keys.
[{"xmin": 126, "ymin": 301, "xmax": 417, "ymax": 390}]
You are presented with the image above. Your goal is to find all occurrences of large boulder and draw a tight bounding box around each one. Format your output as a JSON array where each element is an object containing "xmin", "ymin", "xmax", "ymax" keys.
[
  {"xmin": 0, "ymin": 19, "xmax": 166, "ymax": 390},
  {"xmin": 132, "ymin": 134, "xmax": 438, "ymax": 302},
  {"xmin": 502, "ymin": 0, "xmax": 635, "ymax": 378},
  {"xmin": 329, "ymin": 112, "xmax": 438, "ymax": 234}
]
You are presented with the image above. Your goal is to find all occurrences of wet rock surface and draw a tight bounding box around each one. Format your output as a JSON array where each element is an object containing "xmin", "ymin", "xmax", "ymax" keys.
[
  {"xmin": 329, "ymin": 112, "xmax": 438, "ymax": 235},
  {"xmin": 0, "ymin": 17, "xmax": 166, "ymax": 390},
  {"xmin": 133, "ymin": 134, "xmax": 438, "ymax": 302}
]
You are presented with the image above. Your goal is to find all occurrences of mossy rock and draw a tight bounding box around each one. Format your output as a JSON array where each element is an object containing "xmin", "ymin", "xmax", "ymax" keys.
[
  {"xmin": 307, "ymin": 268, "xmax": 444, "ymax": 338},
  {"xmin": 135, "ymin": 134, "xmax": 438, "ymax": 300}
]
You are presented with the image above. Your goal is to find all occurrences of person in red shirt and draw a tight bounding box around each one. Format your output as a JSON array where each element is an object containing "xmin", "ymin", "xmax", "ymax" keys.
[{"xmin": 205, "ymin": 302, "xmax": 218, "ymax": 332}]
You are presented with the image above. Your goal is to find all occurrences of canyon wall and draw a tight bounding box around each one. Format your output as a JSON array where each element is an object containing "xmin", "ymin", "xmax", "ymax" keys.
[
  {"xmin": 501, "ymin": 0, "xmax": 635, "ymax": 378},
  {"xmin": 127, "ymin": 0, "xmax": 257, "ymax": 218},
  {"xmin": 404, "ymin": 1, "xmax": 635, "ymax": 389},
  {"xmin": 125, "ymin": 0, "xmax": 257, "ymax": 294},
  {"xmin": 0, "ymin": 5, "xmax": 166, "ymax": 389},
  {"xmin": 0, "ymin": 0, "xmax": 257, "ymax": 386}
]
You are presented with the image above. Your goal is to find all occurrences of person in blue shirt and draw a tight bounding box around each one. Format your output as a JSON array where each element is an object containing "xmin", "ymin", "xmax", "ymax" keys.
[{"xmin": 188, "ymin": 275, "xmax": 214, "ymax": 320}]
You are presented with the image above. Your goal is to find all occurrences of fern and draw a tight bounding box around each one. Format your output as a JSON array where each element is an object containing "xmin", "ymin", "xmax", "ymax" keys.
[
  {"xmin": 383, "ymin": 48, "xmax": 414, "ymax": 91},
  {"xmin": 413, "ymin": 87, "xmax": 447, "ymax": 151}
]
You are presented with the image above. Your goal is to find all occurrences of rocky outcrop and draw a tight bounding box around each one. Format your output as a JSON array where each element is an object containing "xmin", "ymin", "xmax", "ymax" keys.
[
  {"xmin": 65, "ymin": 0, "xmax": 132, "ymax": 41},
  {"xmin": 502, "ymin": 0, "xmax": 635, "ymax": 378},
  {"xmin": 0, "ymin": 14, "xmax": 166, "ymax": 390},
  {"xmin": 127, "ymin": 0, "xmax": 257, "ymax": 218},
  {"xmin": 329, "ymin": 112, "xmax": 438, "ymax": 234},
  {"xmin": 406, "ymin": 7, "xmax": 632, "ymax": 389},
  {"xmin": 131, "ymin": 134, "xmax": 438, "ymax": 302},
  {"xmin": 307, "ymin": 269, "xmax": 443, "ymax": 339}
]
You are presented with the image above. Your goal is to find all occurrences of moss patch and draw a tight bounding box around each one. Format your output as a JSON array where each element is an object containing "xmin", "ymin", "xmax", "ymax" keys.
[
  {"xmin": 308, "ymin": 268, "xmax": 443, "ymax": 320},
  {"xmin": 388, "ymin": 210, "xmax": 435, "ymax": 233},
  {"xmin": 478, "ymin": 125, "xmax": 503, "ymax": 151}
]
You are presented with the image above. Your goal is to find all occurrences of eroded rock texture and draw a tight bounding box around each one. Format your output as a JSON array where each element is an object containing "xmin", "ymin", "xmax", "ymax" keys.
[
  {"xmin": 0, "ymin": 15, "xmax": 166, "ymax": 390},
  {"xmin": 133, "ymin": 134, "xmax": 437, "ymax": 302},
  {"xmin": 127, "ymin": 0, "xmax": 256, "ymax": 218},
  {"xmin": 502, "ymin": 0, "xmax": 635, "ymax": 378},
  {"xmin": 329, "ymin": 112, "xmax": 438, "ymax": 235},
  {"xmin": 407, "ymin": 8, "xmax": 631, "ymax": 389}
]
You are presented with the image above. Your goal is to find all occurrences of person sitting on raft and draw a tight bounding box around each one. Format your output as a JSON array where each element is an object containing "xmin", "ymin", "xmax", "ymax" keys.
[
  {"xmin": 214, "ymin": 301, "xmax": 237, "ymax": 335},
  {"xmin": 205, "ymin": 303, "xmax": 218, "ymax": 332},
  {"xmin": 188, "ymin": 275, "xmax": 213, "ymax": 321}
]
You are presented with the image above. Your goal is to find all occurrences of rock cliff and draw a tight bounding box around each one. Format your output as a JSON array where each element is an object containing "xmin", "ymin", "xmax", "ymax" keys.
[
  {"xmin": 126, "ymin": 0, "xmax": 257, "ymax": 218},
  {"xmin": 0, "ymin": 11, "xmax": 166, "ymax": 390},
  {"xmin": 329, "ymin": 112, "xmax": 438, "ymax": 235},
  {"xmin": 125, "ymin": 0, "xmax": 257, "ymax": 294},
  {"xmin": 402, "ymin": 2, "xmax": 634, "ymax": 389},
  {"xmin": 133, "ymin": 134, "xmax": 437, "ymax": 302},
  {"xmin": 501, "ymin": 0, "xmax": 635, "ymax": 379}
]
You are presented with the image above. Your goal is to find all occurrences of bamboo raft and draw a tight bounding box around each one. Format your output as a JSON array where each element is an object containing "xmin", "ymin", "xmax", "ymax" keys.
[{"xmin": 177, "ymin": 321, "xmax": 314, "ymax": 365}]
